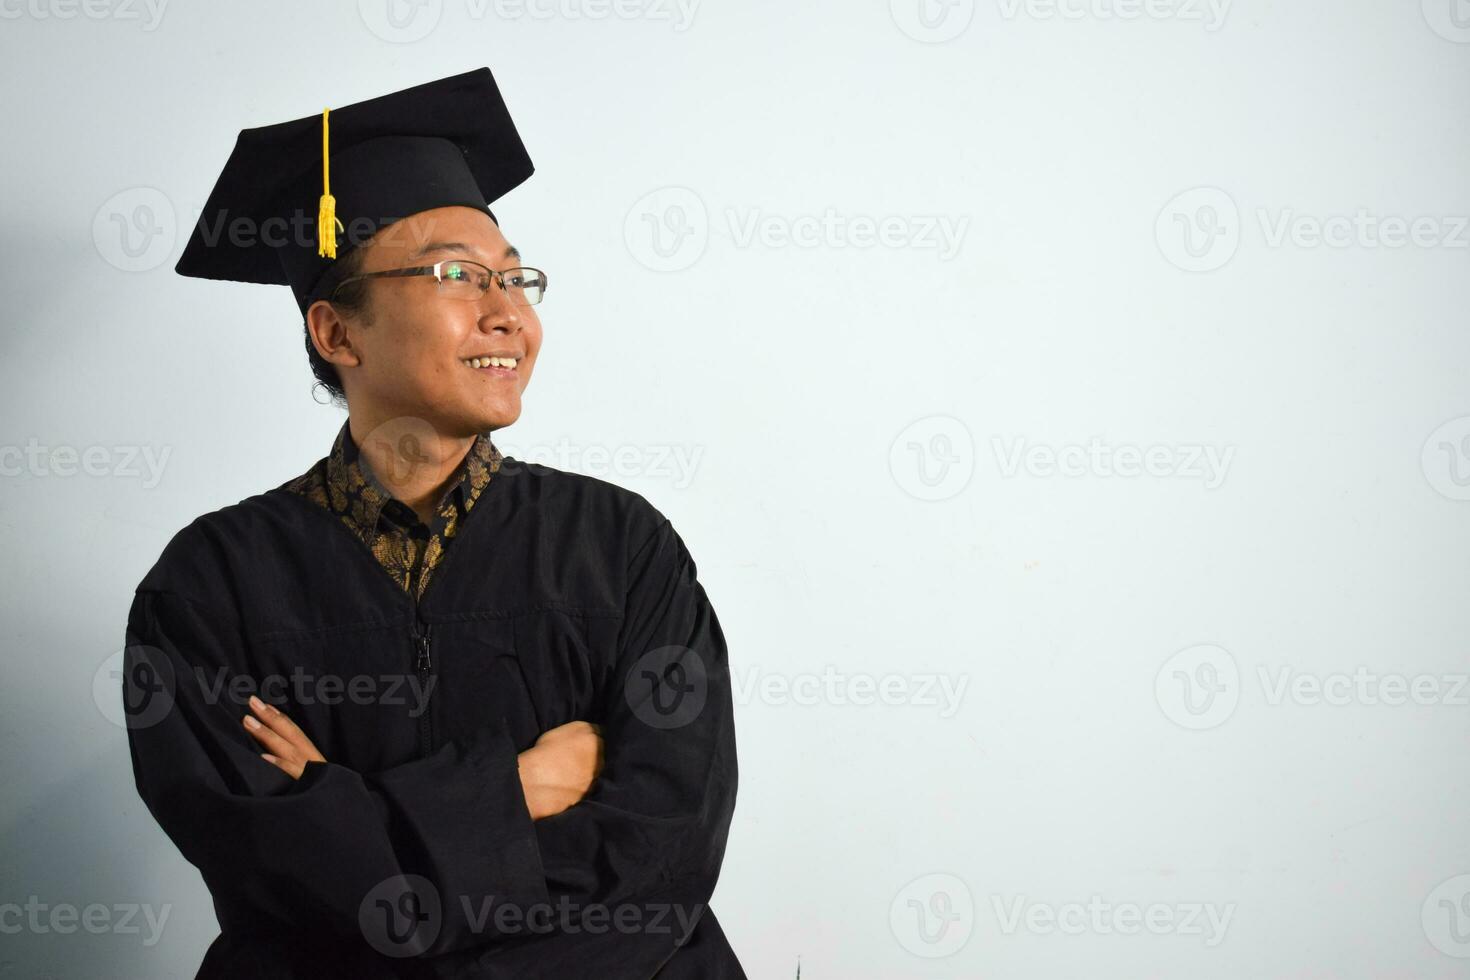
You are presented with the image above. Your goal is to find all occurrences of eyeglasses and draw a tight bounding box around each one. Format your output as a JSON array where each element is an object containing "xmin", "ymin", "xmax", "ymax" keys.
[{"xmin": 330, "ymin": 259, "xmax": 549, "ymax": 306}]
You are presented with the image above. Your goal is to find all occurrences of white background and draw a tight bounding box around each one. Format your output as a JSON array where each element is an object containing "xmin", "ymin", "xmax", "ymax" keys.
[{"xmin": 2, "ymin": 0, "xmax": 1469, "ymax": 977}]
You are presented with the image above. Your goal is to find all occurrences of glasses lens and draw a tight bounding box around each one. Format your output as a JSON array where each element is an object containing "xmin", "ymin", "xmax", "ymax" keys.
[
  {"xmin": 437, "ymin": 262, "xmax": 545, "ymax": 306},
  {"xmin": 502, "ymin": 268, "xmax": 546, "ymax": 306},
  {"xmin": 438, "ymin": 260, "xmax": 493, "ymax": 300}
]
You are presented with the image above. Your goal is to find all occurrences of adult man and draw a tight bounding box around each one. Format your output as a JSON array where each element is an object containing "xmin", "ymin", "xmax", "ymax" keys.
[{"xmin": 123, "ymin": 67, "xmax": 743, "ymax": 978}]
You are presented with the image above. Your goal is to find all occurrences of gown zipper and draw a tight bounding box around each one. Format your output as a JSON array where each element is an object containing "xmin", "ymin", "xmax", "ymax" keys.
[
  {"xmin": 413, "ymin": 619, "xmax": 433, "ymax": 754},
  {"xmin": 408, "ymin": 534, "xmax": 435, "ymax": 756}
]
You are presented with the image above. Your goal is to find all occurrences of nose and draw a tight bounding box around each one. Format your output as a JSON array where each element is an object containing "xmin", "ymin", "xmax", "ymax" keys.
[{"xmin": 475, "ymin": 272, "xmax": 522, "ymax": 330}]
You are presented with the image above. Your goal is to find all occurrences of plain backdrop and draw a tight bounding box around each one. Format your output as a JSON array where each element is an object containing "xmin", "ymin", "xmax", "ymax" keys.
[{"xmin": 2, "ymin": 1, "xmax": 1469, "ymax": 977}]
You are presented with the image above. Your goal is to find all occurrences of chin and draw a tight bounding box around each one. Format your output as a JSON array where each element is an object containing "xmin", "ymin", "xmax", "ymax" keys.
[
  {"xmin": 426, "ymin": 403, "xmax": 515, "ymax": 440},
  {"xmin": 473, "ymin": 402, "xmax": 521, "ymax": 432}
]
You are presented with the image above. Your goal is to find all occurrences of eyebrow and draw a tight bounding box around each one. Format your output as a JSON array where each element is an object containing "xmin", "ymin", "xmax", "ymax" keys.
[{"xmin": 409, "ymin": 241, "xmax": 522, "ymax": 262}]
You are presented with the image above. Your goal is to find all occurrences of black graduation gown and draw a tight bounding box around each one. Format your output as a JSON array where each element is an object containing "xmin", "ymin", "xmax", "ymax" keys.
[{"xmin": 121, "ymin": 455, "xmax": 745, "ymax": 979}]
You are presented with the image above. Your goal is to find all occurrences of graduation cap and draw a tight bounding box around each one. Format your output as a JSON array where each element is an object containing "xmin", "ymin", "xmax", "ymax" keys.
[{"xmin": 174, "ymin": 67, "xmax": 534, "ymax": 316}]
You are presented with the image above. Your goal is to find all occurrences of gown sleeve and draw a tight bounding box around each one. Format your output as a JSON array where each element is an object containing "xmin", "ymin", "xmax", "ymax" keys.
[
  {"xmin": 526, "ymin": 515, "xmax": 740, "ymax": 928},
  {"xmin": 123, "ymin": 587, "xmax": 549, "ymax": 958}
]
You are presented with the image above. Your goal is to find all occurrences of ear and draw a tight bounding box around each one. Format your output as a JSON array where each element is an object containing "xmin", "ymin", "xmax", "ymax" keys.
[{"xmin": 305, "ymin": 301, "xmax": 363, "ymax": 371}]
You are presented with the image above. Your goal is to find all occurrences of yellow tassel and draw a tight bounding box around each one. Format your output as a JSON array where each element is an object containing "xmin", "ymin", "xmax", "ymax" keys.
[{"xmin": 316, "ymin": 107, "xmax": 344, "ymax": 258}]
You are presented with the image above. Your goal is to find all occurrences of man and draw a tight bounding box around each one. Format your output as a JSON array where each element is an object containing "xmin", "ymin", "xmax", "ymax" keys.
[{"xmin": 122, "ymin": 67, "xmax": 744, "ymax": 978}]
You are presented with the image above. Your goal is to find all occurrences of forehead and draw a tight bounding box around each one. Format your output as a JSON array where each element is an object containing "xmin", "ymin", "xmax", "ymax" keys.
[{"xmin": 363, "ymin": 206, "xmax": 509, "ymax": 261}]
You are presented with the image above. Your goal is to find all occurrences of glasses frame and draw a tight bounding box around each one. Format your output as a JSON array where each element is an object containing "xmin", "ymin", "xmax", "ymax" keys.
[{"xmin": 328, "ymin": 259, "xmax": 549, "ymax": 306}]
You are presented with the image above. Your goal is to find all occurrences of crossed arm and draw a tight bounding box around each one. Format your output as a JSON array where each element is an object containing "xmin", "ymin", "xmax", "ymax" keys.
[{"xmin": 242, "ymin": 695, "xmax": 606, "ymax": 822}]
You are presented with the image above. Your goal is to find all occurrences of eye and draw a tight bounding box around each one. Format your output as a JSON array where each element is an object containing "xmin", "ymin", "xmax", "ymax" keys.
[{"xmin": 441, "ymin": 261, "xmax": 495, "ymax": 292}]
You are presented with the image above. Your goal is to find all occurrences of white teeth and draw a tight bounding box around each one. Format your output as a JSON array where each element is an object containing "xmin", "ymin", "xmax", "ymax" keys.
[{"xmin": 462, "ymin": 356, "xmax": 518, "ymax": 369}]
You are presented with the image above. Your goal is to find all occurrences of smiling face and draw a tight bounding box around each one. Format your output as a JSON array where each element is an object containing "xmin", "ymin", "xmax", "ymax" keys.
[{"xmin": 305, "ymin": 206, "xmax": 542, "ymax": 439}]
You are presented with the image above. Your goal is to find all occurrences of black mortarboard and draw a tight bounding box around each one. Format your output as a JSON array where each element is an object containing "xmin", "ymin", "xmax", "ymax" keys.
[{"xmin": 175, "ymin": 67, "xmax": 534, "ymax": 316}]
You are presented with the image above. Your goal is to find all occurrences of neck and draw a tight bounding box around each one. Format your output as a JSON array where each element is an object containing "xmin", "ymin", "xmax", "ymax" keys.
[{"xmin": 347, "ymin": 413, "xmax": 476, "ymax": 522}]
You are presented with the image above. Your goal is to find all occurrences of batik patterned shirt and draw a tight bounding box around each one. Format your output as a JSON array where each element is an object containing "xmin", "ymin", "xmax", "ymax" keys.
[{"xmin": 279, "ymin": 418, "xmax": 502, "ymax": 601}]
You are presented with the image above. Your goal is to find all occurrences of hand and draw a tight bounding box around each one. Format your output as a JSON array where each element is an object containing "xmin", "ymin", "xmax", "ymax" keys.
[
  {"xmin": 242, "ymin": 694, "xmax": 326, "ymax": 779},
  {"xmin": 517, "ymin": 720, "xmax": 604, "ymax": 820}
]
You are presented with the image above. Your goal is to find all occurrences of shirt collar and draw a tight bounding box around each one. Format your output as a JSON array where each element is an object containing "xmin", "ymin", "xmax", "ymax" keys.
[{"xmin": 325, "ymin": 417, "xmax": 502, "ymax": 534}]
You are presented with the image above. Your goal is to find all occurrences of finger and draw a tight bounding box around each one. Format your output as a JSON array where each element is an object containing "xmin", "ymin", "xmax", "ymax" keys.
[
  {"xmin": 260, "ymin": 752, "xmax": 304, "ymax": 780},
  {"xmin": 243, "ymin": 713, "xmax": 296, "ymax": 757},
  {"xmin": 248, "ymin": 697, "xmax": 324, "ymax": 762},
  {"xmin": 249, "ymin": 695, "xmax": 310, "ymax": 741},
  {"xmin": 246, "ymin": 705, "xmax": 327, "ymax": 764}
]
